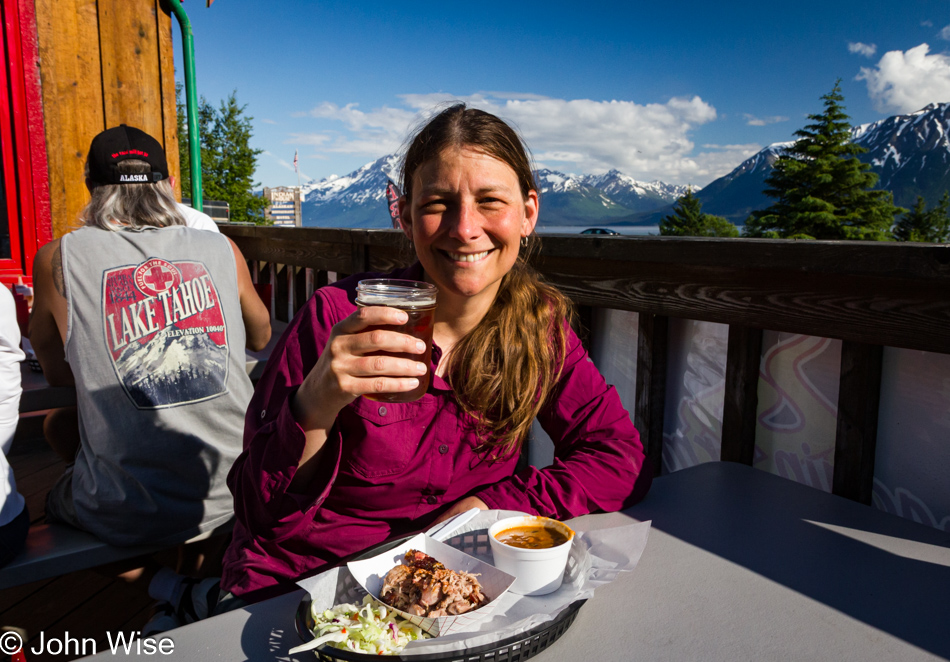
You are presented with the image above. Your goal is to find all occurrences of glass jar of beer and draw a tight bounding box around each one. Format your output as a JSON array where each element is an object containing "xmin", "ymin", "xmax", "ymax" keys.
[{"xmin": 355, "ymin": 279, "xmax": 438, "ymax": 402}]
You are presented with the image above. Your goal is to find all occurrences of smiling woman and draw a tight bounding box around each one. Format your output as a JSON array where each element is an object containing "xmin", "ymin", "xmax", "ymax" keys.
[{"xmin": 219, "ymin": 104, "xmax": 653, "ymax": 608}]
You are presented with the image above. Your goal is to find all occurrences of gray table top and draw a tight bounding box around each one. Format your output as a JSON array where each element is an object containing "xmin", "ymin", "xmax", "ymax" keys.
[{"xmin": 83, "ymin": 462, "xmax": 950, "ymax": 661}]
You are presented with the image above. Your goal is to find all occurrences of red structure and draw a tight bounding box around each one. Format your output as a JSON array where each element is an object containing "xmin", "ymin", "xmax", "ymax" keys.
[{"xmin": 0, "ymin": 0, "xmax": 51, "ymax": 286}]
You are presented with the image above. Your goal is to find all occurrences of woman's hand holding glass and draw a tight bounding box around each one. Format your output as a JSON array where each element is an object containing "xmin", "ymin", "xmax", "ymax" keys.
[{"xmin": 292, "ymin": 305, "xmax": 430, "ymax": 431}]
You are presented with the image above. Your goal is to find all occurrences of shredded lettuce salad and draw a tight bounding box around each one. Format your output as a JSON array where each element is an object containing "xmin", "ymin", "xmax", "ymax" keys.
[{"xmin": 289, "ymin": 594, "xmax": 430, "ymax": 656}]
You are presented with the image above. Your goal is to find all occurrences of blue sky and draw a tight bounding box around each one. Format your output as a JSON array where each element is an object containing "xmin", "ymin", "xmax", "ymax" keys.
[{"xmin": 173, "ymin": 0, "xmax": 950, "ymax": 189}]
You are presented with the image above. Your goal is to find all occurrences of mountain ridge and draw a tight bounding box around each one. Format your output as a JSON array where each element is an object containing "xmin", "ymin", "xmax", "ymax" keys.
[
  {"xmin": 300, "ymin": 158, "xmax": 687, "ymax": 228},
  {"xmin": 296, "ymin": 102, "xmax": 950, "ymax": 229}
]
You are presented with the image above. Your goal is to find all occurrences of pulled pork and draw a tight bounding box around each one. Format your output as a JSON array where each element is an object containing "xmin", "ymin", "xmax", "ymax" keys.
[{"xmin": 380, "ymin": 550, "xmax": 487, "ymax": 617}]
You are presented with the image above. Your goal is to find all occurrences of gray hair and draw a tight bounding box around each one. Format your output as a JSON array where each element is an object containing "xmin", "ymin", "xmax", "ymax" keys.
[{"xmin": 80, "ymin": 159, "xmax": 186, "ymax": 231}]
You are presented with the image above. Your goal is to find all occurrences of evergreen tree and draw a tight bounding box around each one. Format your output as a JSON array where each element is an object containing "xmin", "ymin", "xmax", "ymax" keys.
[
  {"xmin": 176, "ymin": 82, "xmax": 190, "ymax": 197},
  {"xmin": 176, "ymin": 87, "xmax": 267, "ymax": 224},
  {"xmin": 893, "ymin": 192, "xmax": 950, "ymax": 242},
  {"xmin": 661, "ymin": 189, "xmax": 739, "ymax": 237},
  {"xmin": 744, "ymin": 81, "xmax": 903, "ymax": 240}
]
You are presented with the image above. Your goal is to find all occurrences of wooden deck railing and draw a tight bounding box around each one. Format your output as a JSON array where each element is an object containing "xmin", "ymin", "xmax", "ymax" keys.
[{"xmin": 221, "ymin": 225, "xmax": 950, "ymax": 507}]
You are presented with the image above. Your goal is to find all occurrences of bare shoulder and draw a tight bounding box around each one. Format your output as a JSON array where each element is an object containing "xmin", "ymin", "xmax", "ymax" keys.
[{"xmin": 34, "ymin": 238, "xmax": 65, "ymax": 296}]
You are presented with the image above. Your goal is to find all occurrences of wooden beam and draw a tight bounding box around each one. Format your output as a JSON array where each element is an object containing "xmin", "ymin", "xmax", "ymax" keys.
[
  {"xmin": 98, "ymin": 0, "xmax": 164, "ymax": 135},
  {"xmin": 635, "ymin": 314, "xmax": 668, "ymax": 476},
  {"xmin": 155, "ymin": 0, "xmax": 180, "ymax": 200},
  {"xmin": 34, "ymin": 0, "xmax": 102, "ymax": 238},
  {"xmin": 832, "ymin": 341, "xmax": 883, "ymax": 504},
  {"xmin": 720, "ymin": 325, "xmax": 764, "ymax": 465}
]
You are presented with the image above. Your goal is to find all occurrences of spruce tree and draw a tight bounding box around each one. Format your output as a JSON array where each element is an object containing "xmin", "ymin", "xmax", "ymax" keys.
[
  {"xmin": 176, "ymin": 88, "xmax": 267, "ymax": 224},
  {"xmin": 176, "ymin": 83, "xmax": 190, "ymax": 197},
  {"xmin": 661, "ymin": 189, "xmax": 739, "ymax": 237},
  {"xmin": 744, "ymin": 81, "xmax": 903, "ymax": 240},
  {"xmin": 893, "ymin": 192, "xmax": 950, "ymax": 242}
]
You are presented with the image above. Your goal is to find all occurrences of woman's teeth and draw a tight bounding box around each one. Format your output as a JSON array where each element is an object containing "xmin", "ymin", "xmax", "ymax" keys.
[{"xmin": 447, "ymin": 250, "xmax": 490, "ymax": 262}]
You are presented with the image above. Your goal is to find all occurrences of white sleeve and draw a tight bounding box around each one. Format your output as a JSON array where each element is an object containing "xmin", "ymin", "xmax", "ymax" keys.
[
  {"xmin": 0, "ymin": 286, "xmax": 25, "ymax": 525},
  {"xmin": 0, "ymin": 286, "xmax": 24, "ymax": 455},
  {"xmin": 176, "ymin": 202, "xmax": 221, "ymax": 233}
]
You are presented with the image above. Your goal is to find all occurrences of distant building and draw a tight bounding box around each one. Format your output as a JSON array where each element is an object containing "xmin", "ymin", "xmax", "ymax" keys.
[{"xmin": 264, "ymin": 187, "xmax": 304, "ymax": 227}]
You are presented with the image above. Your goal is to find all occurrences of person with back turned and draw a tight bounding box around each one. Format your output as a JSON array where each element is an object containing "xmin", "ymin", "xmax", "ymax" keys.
[{"xmin": 29, "ymin": 124, "xmax": 271, "ymax": 633}]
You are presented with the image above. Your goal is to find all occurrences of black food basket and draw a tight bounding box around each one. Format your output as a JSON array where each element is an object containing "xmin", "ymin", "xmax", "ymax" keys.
[{"xmin": 294, "ymin": 597, "xmax": 585, "ymax": 662}]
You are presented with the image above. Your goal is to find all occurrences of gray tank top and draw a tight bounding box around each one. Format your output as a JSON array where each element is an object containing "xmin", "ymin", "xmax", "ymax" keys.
[{"xmin": 61, "ymin": 225, "xmax": 251, "ymax": 546}]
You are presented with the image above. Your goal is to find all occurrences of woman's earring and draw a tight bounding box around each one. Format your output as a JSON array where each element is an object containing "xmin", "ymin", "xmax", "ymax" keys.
[{"xmin": 521, "ymin": 236, "xmax": 528, "ymax": 248}]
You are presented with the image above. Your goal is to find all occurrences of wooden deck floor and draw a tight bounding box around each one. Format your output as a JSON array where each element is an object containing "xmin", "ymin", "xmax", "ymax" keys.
[{"xmin": 1, "ymin": 415, "xmax": 154, "ymax": 662}]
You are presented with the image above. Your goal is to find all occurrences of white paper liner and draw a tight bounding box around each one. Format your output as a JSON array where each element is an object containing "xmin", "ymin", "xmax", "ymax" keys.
[
  {"xmin": 346, "ymin": 533, "xmax": 515, "ymax": 636},
  {"xmin": 295, "ymin": 510, "xmax": 651, "ymax": 656}
]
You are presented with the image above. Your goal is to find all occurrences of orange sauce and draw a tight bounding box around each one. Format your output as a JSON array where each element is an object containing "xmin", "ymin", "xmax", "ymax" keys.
[{"xmin": 494, "ymin": 525, "xmax": 569, "ymax": 549}]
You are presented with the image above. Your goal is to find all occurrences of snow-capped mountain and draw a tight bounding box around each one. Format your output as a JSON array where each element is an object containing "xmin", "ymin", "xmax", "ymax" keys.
[
  {"xmin": 850, "ymin": 102, "xmax": 950, "ymax": 206},
  {"xmin": 689, "ymin": 102, "xmax": 950, "ymax": 221},
  {"xmin": 689, "ymin": 142, "xmax": 792, "ymax": 221},
  {"xmin": 301, "ymin": 154, "xmax": 401, "ymax": 228},
  {"xmin": 532, "ymin": 169, "xmax": 687, "ymax": 226},
  {"xmin": 581, "ymin": 170, "xmax": 688, "ymax": 209},
  {"xmin": 300, "ymin": 158, "xmax": 686, "ymax": 228}
]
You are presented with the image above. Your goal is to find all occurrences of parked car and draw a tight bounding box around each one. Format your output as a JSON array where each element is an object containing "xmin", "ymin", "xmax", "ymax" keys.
[{"xmin": 580, "ymin": 227, "xmax": 620, "ymax": 235}]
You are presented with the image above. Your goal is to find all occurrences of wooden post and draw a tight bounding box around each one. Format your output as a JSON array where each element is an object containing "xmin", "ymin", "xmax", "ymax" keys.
[
  {"xmin": 575, "ymin": 305, "xmax": 594, "ymax": 354},
  {"xmin": 720, "ymin": 325, "xmax": 763, "ymax": 465},
  {"xmin": 635, "ymin": 314, "xmax": 668, "ymax": 476},
  {"xmin": 833, "ymin": 341, "xmax": 884, "ymax": 504},
  {"xmin": 305, "ymin": 268, "xmax": 315, "ymax": 300},
  {"xmin": 293, "ymin": 266, "xmax": 308, "ymax": 316},
  {"xmin": 268, "ymin": 262, "xmax": 276, "ymax": 321}
]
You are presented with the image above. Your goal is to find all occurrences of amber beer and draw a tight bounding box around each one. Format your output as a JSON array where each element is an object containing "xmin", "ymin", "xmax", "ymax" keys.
[{"xmin": 355, "ymin": 279, "xmax": 438, "ymax": 403}]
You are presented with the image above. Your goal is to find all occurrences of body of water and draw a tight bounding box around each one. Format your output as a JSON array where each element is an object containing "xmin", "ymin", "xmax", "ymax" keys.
[{"xmin": 535, "ymin": 225, "xmax": 660, "ymax": 236}]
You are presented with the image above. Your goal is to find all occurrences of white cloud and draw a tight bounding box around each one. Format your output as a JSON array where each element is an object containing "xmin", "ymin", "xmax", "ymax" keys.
[
  {"xmin": 259, "ymin": 118, "xmax": 277, "ymax": 125},
  {"xmin": 939, "ymin": 25, "xmax": 950, "ymax": 41},
  {"xmin": 922, "ymin": 20, "xmax": 934, "ymax": 28},
  {"xmin": 689, "ymin": 144, "xmax": 763, "ymax": 179},
  {"xmin": 743, "ymin": 114, "xmax": 789, "ymax": 126},
  {"xmin": 848, "ymin": 42, "xmax": 877, "ymax": 57},
  {"xmin": 292, "ymin": 92, "xmax": 733, "ymax": 185},
  {"xmin": 856, "ymin": 43, "xmax": 950, "ymax": 113}
]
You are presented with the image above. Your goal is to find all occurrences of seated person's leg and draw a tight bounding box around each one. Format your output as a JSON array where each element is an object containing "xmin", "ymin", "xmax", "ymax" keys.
[
  {"xmin": 43, "ymin": 406, "xmax": 80, "ymax": 464},
  {"xmin": 0, "ymin": 504, "xmax": 30, "ymax": 567},
  {"xmin": 178, "ymin": 531, "xmax": 231, "ymax": 578}
]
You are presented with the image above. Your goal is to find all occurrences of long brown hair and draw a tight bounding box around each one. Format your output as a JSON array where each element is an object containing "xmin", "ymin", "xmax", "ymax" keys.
[{"xmin": 402, "ymin": 104, "xmax": 573, "ymax": 456}]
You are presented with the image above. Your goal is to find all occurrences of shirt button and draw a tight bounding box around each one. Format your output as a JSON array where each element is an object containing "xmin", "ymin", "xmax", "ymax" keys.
[
  {"xmin": 378, "ymin": 406, "xmax": 387, "ymax": 416},
  {"xmin": 260, "ymin": 410, "xmax": 266, "ymax": 419},
  {"xmin": 426, "ymin": 495, "xmax": 438, "ymax": 505},
  {"xmin": 439, "ymin": 444, "xmax": 449, "ymax": 454}
]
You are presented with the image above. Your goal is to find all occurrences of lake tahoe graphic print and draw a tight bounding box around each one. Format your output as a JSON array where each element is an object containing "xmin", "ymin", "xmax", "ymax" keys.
[{"xmin": 102, "ymin": 258, "xmax": 230, "ymax": 408}]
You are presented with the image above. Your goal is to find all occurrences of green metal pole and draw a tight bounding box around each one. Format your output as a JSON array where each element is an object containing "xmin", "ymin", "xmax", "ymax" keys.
[{"xmin": 168, "ymin": 0, "xmax": 203, "ymax": 211}]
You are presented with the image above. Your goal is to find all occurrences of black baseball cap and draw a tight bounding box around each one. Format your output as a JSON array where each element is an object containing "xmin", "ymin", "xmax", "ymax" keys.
[{"xmin": 86, "ymin": 124, "xmax": 169, "ymax": 186}]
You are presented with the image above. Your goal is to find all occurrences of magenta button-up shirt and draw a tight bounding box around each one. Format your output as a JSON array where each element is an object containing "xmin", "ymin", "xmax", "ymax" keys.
[{"xmin": 222, "ymin": 264, "xmax": 648, "ymax": 601}]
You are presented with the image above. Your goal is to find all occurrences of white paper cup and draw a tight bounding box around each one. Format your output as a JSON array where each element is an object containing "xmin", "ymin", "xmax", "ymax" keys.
[{"xmin": 488, "ymin": 516, "xmax": 575, "ymax": 596}]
